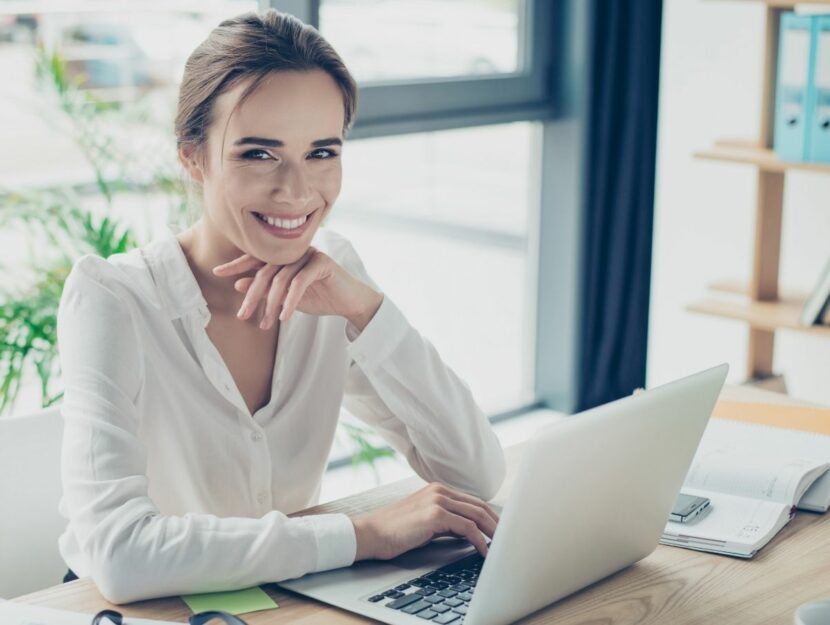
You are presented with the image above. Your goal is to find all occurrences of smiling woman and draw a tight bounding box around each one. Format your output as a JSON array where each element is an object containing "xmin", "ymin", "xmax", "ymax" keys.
[
  {"xmin": 55, "ymin": 9, "xmax": 506, "ymax": 605},
  {"xmin": 179, "ymin": 69, "xmax": 347, "ymax": 266}
]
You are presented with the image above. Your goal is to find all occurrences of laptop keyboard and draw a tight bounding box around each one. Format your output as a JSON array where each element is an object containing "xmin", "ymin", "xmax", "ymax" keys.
[{"xmin": 364, "ymin": 551, "xmax": 483, "ymax": 623}]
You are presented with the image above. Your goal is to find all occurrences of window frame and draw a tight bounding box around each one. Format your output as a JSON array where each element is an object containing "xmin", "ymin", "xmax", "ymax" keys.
[
  {"xmin": 267, "ymin": 0, "xmax": 557, "ymax": 138},
  {"xmin": 262, "ymin": 2, "xmax": 590, "ymax": 475},
  {"xmin": 307, "ymin": 0, "xmax": 597, "ymax": 474},
  {"xmin": 7, "ymin": 0, "xmax": 586, "ymax": 464}
]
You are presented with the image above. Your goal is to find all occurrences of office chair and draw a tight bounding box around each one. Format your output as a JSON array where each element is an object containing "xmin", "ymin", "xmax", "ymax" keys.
[{"xmin": 0, "ymin": 406, "xmax": 67, "ymax": 598}]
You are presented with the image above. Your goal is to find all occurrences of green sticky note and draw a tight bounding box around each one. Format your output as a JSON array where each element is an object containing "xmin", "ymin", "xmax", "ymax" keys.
[{"xmin": 182, "ymin": 585, "xmax": 279, "ymax": 615}]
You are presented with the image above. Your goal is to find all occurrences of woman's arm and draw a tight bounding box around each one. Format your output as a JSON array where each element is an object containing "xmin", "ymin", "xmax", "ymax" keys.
[
  {"xmin": 207, "ymin": 233, "xmax": 506, "ymax": 560},
  {"xmin": 338, "ymin": 240, "xmax": 507, "ymax": 502},
  {"xmin": 58, "ymin": 258, "xmax": 356, "ymax": 604},
  {"xmin": 213, "ymin": 234, "xmax": 507, "ymax": 500}
]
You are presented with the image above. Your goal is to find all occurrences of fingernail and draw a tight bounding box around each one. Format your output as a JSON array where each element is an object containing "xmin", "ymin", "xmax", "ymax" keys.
[
  {"xmin": 260, "ymin": 319, "xmax": 270, "ymax": 330},
  {"xmin": 237, "ymin": 304, "xmax": 248, "ymax": 318}
]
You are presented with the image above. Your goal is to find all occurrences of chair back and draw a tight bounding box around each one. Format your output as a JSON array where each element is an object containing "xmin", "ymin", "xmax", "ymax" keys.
[{"xmin": 0, "ymin": 406, "xmax": 67, "ymax": 598}]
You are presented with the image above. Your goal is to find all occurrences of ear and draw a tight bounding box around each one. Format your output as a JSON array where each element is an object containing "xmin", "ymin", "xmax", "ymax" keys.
[{"xmin": 178, "ymin": 143, "xmax": 205, "ymax": 185}]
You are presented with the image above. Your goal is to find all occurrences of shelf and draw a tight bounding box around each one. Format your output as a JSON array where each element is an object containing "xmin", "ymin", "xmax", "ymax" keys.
[
  {"xmin": 707, "ymin": 279, "xmax": 810, "ymax": 301},
  {"xmin": 695, "ymin": 142, "xmax": 830, "ymax": 175},
  {"xmin": 687, "ymin": 284, "xmax": 830, "ymax": 338},
  {"xmin": 699, "ymin": 0, "xmax": 830, "ymax": 378}
]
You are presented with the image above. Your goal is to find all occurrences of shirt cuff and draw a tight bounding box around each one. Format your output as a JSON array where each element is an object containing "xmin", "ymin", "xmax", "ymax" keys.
[
  {"xmin": 305, "ymin": 513, "xmax": 357, "ymax": 572},
  {"xmin": 345, "ymin": 295, "xmax": 409, "ymax": 374}
]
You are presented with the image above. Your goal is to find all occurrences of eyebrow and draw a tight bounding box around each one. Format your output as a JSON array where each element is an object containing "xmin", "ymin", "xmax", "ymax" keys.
[{"xmin": 233, "ymin": 136, "xmax": 343, "ymax": 148}]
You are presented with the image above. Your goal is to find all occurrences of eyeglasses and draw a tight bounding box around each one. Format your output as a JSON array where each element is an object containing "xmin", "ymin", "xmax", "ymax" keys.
[{"xmin": 91, "ymin": 608, "xmax": 249, "ymax": 625}]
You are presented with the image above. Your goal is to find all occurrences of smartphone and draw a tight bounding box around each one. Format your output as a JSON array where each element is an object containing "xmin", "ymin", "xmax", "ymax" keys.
[{"xmin": 669, "ymin": 493, "xmax": 710, "ymax": 523}]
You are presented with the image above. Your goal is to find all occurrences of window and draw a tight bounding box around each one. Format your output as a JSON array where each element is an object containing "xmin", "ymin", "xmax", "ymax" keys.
[
  {"xmin": 319, "ymin": 0, "xmax": 523, "ymax": 83},
  {"xmin": 3, "ymin": 0, "xmax": 562, "ymax": 433},
  {"xmin": 0, "ymin": 2, "xmax": 258, "ymax": 190},
  {"xmin": 327, "ymin": 122, "xmax": 538, "ymax": 413}
]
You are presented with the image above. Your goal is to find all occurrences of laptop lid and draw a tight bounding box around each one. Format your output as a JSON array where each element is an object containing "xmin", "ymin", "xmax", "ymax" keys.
[{"xmin": 465, "ymin": 363, "xmax": 728, "ymax": 625}]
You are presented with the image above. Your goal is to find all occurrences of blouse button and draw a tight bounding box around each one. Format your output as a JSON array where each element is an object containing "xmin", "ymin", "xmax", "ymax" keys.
[
  {"xmin": 257, "ymin": 492, "xmax": 267, "ymax": 504},
  {"xmin": 251, "ymin": 431, "xmax": 263, "ymax": 442}
]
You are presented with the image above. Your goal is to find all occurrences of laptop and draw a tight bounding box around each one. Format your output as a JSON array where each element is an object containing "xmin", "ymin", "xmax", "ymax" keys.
[{"xmin": 277, "ymin": 363, "xmax": 729, "ymax": 625}]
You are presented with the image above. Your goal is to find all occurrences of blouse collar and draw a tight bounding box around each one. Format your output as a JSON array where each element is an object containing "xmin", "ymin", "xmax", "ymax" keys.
[{"xmin": 141, "ymin": 224, "xmax": 209, "ymax": 323}]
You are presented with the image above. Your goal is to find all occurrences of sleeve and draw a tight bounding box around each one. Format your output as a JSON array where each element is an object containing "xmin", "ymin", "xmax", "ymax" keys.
[
  {"xmin": 337, "ymin": 241, "xmax": 506, "ymax": 502},
  {"xmin": 57, "ymin": 257, "xmax": 356, "ymax": 605}
]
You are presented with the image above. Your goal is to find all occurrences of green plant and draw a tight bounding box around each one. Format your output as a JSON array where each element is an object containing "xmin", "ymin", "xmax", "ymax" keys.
[
  {"xmin": 0, "ymin": 46, "xmax": 396, "ymax": 479},
  {"xmin": 0, "ymin": 43, "xmax": 153, "ymax": 414},
  {"xmin": 0, "ymin": 188, "xmax": 136, "ymax": 412}
]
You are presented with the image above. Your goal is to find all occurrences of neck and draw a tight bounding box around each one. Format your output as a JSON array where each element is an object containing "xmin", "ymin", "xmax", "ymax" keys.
[{"xmin": 177, "ymin": 217, "xmax": 252, "ymax": 315}]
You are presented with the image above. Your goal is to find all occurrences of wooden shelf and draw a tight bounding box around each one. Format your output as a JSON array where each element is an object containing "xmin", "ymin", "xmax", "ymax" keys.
[
  {"xmin": 706, "ymin": 279, "xmax": 810, "ymax": 301},
  {"xmin": 687, "ymin": 283, "xmax": 830, "ymax": 338},
  {"xmin": 693, "ymin": 2, "xmax": 830, "ymax": 378},
  {"xmin": 695, "ymin": 142, "xmax": 830, "ymax": 175}
]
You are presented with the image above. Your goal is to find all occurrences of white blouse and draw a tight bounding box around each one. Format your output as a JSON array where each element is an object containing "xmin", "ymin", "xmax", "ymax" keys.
[{"xmin": 56, "ymin": 225, "xmax": 506, "ymax": 605}]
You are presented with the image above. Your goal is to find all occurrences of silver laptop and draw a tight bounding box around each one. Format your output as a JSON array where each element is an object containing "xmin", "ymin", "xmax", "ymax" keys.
[{"xmin": 278, "ymin": 363, "xmax": 729, "ymax": 625}]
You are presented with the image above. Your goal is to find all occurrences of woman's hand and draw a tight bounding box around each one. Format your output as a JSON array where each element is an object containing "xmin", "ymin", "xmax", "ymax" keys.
[
  {"xmin": 212, "ymin": 247, "xmax": 383, "ymax": 331},
  {"xmin": 350, "ymin": 482, "xmax": 500, "ymax": 561}
]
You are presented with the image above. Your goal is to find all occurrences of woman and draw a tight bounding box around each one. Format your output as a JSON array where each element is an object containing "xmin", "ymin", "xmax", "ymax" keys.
[{"xmin": 57, "ymin": 10, "xmax": 505, "ymax": 605}]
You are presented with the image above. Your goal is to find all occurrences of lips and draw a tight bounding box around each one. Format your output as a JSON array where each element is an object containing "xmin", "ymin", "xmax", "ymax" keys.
[
  {"xmin": 252, "ymin": 211, "xmax": 312, "ymax": 229},
  {"xmin": 250, "ymin": 207, "xmax": 318, "ymax": 239}
]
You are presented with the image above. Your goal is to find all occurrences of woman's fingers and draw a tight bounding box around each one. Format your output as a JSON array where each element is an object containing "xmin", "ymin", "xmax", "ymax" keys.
[
  {"xmin": 261, "ymin": 262, "xmax": 306, "ymax": 329},
  {"xmin": 227, "ymin": 249, "xmax": 317, "ymax": 325},
  {"xmin": 236, "ymin": 264, "xmax": 278, "ymax": 320},
  {"xmin": 431, "ymin": 484, "xmax": 500, "ymax": 525},
  {"xmin": 352, "ymin": 482, "xmax": 501, "ymax": 562},
  {"xmin": 234, "ymin": 277, "xmax": 254, "ymax": 293},
  {"xmin": 448, "ymin": 492, "xmax": 500, "ymax": 525},
  {"xmin": 213, "ymin": 254, "xmax": 264, "ymax": 276},
  {"xmin": 279, "ymin": 252, "xmax": 322, "ymax": 322},
  {"xmin": 439, "ymin": 509, "xmax": 490, "ymax": 556},
  {"xmin": 439, "ymin": 497, "xmax": 498, "ymax": 539}
]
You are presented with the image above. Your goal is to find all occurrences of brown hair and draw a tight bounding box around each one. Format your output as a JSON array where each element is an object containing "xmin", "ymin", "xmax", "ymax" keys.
[{"xmin": 174, "ymin": 9, "xmax": 358, "ymax": 168}]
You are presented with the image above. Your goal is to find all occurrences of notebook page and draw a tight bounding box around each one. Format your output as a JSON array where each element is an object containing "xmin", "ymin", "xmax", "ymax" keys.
[
  {"xmin": 701, "ymin": 418, "xmax": 830, "ymax": 510},
  {"xmin": 683, "ymin": 444, "xmax": 828, "ymax": 505}
]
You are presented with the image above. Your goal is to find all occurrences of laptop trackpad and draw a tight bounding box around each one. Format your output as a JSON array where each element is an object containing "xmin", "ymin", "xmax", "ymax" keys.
[{"xmin": 390, "ymin": 537, "xmax": 477, "ymax": 570}]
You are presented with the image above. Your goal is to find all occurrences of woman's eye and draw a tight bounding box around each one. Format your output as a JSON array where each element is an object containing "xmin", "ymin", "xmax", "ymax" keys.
[
  {"xmin": 241, "ymin": 149, "xmax": 272, "ymax": 160},
  {"xmin": 309, "ymin": 148, "xmax": 338, "ymax": 160}
]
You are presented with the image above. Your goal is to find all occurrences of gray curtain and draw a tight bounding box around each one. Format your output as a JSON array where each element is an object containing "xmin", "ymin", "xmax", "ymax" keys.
[{"xmin": 577, "ymin": 0, "xmax": 663, "ymax": 410}]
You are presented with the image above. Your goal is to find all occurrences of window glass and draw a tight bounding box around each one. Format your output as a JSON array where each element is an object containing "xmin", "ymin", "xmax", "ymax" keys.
[
  {"xmin": 318, "ymin": 0, "xmax": 523, "ymax": 83},
  {"xmin": 1, "ymin": 4, "xmax": 537, "ymax": 420},
  {"xmin": 0, "ymin": 2, "xmax": 256, "ymax": 189},
  {"xmin": 328, "ymin": 122, "xmax": 538, "ymax": 412}
]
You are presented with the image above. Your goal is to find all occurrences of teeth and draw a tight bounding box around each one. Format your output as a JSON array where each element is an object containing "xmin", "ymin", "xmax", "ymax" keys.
[{"xmin": 257, "ymin": 212, "xmax": 308, "ymax": 229}]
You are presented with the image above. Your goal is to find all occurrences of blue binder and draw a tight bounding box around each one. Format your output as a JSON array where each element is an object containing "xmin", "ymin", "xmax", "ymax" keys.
[
  {"xmin": 773, "ymin": 13, "xmax": 816, "ymax": 161},
  {"xmin": 807, "ymin": 15, "xmax": 830, "ymax": 163}
]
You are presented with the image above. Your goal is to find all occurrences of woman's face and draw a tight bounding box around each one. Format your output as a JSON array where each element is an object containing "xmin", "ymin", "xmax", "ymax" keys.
[{"xmin": 190, "ymin": 70, "xmax": 345, "ymax": 266}]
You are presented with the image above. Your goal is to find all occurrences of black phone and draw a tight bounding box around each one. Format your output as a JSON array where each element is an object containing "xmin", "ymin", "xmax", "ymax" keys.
[{"xmin": 669, "ymin": 493, "xmax": 710, "ymax": 523}]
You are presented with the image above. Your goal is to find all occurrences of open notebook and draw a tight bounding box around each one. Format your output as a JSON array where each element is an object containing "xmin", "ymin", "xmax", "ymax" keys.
[{"xmin": 660, "ymin": 400, "xmax": 830, "ymax": 558}]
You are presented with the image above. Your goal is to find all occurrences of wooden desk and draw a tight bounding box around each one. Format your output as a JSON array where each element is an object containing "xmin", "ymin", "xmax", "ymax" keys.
[{"xmin": 12, "ymin": 396, "xmax": 830, "ymax": 625}]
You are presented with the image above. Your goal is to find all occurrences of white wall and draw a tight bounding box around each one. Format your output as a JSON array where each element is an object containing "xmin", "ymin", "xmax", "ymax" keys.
[{"xmin": 648, "ymin": 0, "xmax": 830, "ymax": 403}]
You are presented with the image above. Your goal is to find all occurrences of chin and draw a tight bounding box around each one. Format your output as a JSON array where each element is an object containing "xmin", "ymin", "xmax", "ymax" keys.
[{"xmin": 249, "ymin": 232, "xmax": 319, "ymax": 267}]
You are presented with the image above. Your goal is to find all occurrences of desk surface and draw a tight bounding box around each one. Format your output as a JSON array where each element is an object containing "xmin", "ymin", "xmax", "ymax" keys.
[{"xmin": 12, "ymin": 389, "xmax": 830, "ymax": 625}]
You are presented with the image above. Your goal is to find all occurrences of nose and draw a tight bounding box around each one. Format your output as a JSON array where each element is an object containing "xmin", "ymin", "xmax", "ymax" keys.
[{"xmin": 271, "ymin": 160, "xmax": 313, "ymax": 205}]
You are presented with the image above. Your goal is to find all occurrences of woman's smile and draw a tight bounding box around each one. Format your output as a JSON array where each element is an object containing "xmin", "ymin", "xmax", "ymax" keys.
[{"xmin": 250, "ymin": 206, "xmax": 320, "ymax": 239}]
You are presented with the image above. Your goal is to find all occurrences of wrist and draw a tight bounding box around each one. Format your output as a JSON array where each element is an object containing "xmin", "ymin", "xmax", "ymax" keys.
[
  {"xmin": 351, "ymin": 515, "xmax": 374, "ymax": 561},
  {"xmin": 346, "ymin": 288, "xmax": 383, "ymax": 333}
]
